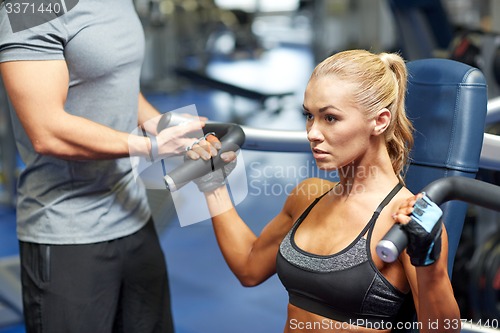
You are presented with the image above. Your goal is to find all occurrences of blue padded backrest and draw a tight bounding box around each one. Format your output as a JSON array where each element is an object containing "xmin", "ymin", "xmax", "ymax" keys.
[{"xmin": 404, "ymin": 59, "xmax": 488, "ymax": 275}]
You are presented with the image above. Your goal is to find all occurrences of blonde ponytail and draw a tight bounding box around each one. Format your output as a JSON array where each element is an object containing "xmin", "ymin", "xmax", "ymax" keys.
[{"xmin": 379, "ymin": 53, "xmax": 414, "ymax": 183}]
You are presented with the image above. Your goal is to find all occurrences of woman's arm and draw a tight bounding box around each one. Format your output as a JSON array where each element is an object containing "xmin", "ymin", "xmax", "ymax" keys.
[
  {"xmin": 403, "ymin": 227, "xmax": 461, "ymax": 333},
  {"xmin": 203, "ymin": 178, "xmax": 324, "ymax": 287},
  {"xmin": 395, "ymin": 195, "xmax": 461, "ymax": 333},
  {"xmin": 204, "ymin": 186, "xmax": 293, "ymax": 286}
]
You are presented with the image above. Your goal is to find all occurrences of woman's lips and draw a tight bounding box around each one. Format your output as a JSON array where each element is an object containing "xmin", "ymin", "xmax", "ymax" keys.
[{"xmin": 312, "ymin": 147, "xmax": 329, "ymax": 159}]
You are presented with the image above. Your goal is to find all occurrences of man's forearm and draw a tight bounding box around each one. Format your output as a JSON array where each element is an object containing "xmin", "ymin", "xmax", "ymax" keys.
[{"xmin": 138, "ymin": 93, "xmax": 161, "ymax": 134}]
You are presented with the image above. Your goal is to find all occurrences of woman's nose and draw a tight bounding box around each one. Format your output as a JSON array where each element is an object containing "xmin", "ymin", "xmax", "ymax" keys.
[{"xmin": 307, "ymin": 122, "xmax": 323, "ymax": 142}]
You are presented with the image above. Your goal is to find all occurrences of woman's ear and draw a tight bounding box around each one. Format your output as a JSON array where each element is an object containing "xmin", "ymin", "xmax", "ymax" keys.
[{"xmin": 372, "ymin": 108, "xmax": 391, "ymax": 136}]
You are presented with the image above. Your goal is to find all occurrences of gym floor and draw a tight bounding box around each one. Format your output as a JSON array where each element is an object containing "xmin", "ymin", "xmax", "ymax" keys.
[{"xmin": 0, "ymin": 45, "xmax": 323, "ymax": 333}]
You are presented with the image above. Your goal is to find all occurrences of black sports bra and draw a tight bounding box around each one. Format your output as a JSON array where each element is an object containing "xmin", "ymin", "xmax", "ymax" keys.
[{"xmin": 276, "ymin": 183, "xmax": 407, "ymax": 328}]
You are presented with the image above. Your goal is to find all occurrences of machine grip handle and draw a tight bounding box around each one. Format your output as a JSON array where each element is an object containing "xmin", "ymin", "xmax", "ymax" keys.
[
  {"xmin": 376, "ymin": 224, "xmax": 409, "ymax": 263},
  {"xmin": 376, "ymin": 176, "xmax": 500, "ymax": 262},
  {"xmin": 157, "ymin": 114, "xmax": 245, "ymax": 192}
]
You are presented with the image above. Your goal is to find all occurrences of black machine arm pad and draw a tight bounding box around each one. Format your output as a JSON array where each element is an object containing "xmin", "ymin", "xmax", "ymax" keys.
[{"xmin": 160, "ymin": 121, "xmax": 245, "ymax": 192}]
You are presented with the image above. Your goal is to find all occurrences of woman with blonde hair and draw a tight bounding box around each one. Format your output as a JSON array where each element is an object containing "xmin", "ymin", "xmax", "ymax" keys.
[{"xmin": 189, "ymin": 49, "xmax": 460, "ymax": 333}]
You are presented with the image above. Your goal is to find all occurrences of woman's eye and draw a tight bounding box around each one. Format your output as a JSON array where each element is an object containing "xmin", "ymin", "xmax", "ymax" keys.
[
  {"xmin": 302, "ymin": 111, "xmax": 313, "ymax": 121},
  {"xmin": 325, "ymin": 115, "xmax": 336, "ymax": 123}
]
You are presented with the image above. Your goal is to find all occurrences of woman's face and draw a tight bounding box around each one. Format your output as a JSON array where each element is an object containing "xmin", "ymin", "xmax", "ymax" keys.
[{"xmin": 303, "ymin": 76, "xmax": 376, "ymax": 171}]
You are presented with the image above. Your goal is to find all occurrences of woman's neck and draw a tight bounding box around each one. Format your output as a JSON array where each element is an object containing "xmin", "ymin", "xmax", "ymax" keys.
[{"xmin": 336, "ymin": 144, "xmax": 399, "ymax": 197}]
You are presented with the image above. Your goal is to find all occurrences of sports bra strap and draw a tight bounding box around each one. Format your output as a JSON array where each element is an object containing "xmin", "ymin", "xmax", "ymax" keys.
[
  {"xmin": 294, "ymin": 186, "xmax": 334, "ymax": 224},
  {"xmin": 374, "ymin": 183, "xmax": 404, "ymax": 214},
  {"xmin": 294, "ymin": 182, "xmax": 403, "ymax": 227},
  {"xmin": 359, "ymin": 182, "xmax": 404, "ymax": 238}
]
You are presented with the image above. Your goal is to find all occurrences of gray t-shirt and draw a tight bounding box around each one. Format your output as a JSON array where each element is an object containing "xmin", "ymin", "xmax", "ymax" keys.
[{"xmin": 0, "ymin": 0, "xmax": 151, "ymax": 244}]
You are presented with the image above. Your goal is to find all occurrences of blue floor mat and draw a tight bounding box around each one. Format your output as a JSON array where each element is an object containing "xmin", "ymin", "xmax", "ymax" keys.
[
  {"xmin": 0, "ymin": 324, "xmax": 24, "ymax": 333},
  {"xmin": 0, "ymin": 207, "xmax": 18, "ymax": 258}
]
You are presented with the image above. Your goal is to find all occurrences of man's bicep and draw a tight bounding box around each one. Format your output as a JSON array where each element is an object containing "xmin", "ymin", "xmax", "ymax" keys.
[{"xmin": 0, "ymin": 60, "xmax": 69, "ymax": 140}]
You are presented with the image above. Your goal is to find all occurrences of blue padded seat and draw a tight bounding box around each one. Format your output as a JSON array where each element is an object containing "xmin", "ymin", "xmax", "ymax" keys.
[{"xmin": 404, "ymin": 58, "xmax": 488, "ymax": 275}]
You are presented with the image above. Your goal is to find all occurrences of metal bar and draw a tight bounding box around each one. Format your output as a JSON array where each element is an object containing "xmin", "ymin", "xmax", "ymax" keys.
[
  {"xmin": 424, "ymin": 176, "xmax": 500, "ymax": 211},
  {"xmin": 486, "ymin": 96, "xmax": 500, "ymax": 124},
  {"xmin": 480, "ymin": 133, "xmax": 500, "ymax": 171},
  {"xmin": 240, "ymin": 126, "xmax": 309, "ymax": 152},
  {"xmin": 461, "ymin": 323, "xmax": 500, "ymax": 333},
  {"xmin": 241, "ymin": 121, "xmax": 500, "ymax": 171}
]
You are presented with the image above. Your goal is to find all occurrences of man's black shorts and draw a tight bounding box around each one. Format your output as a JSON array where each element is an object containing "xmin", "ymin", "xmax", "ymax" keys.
[{"xmin": 19, "ymin": 219, "xmax": 174, "ymax": 333}]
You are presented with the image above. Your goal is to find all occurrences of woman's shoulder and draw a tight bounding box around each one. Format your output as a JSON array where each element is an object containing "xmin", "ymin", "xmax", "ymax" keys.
[
  {"xmin": 377, "ymin": 183, "xmax": 415, "ymax": 226},
  {"xmin": 393, "ymin": 184, "xmax": 415, "ymax": 205},
  {"xmin": 293, "ymin": 177, "xmax": 336, "ymax": 198},
  {"xmin": 282, "ymin": 178, "xmax": 336, "ymax": 215}
]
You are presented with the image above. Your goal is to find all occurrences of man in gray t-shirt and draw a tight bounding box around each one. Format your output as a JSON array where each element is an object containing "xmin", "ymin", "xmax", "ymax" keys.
[{"xmin": 0, "ymin": 0, "xmax": 205, "ymax": 331}]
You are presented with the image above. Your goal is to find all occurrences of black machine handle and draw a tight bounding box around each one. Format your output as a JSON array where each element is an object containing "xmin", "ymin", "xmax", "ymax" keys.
[
  {"xmin": 376, "ymin": 176, "xmax": 500, "ymax": 262},
  {"xmin": 156, "ymin": 113, "xmax": 245, "ymax": 192}
]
